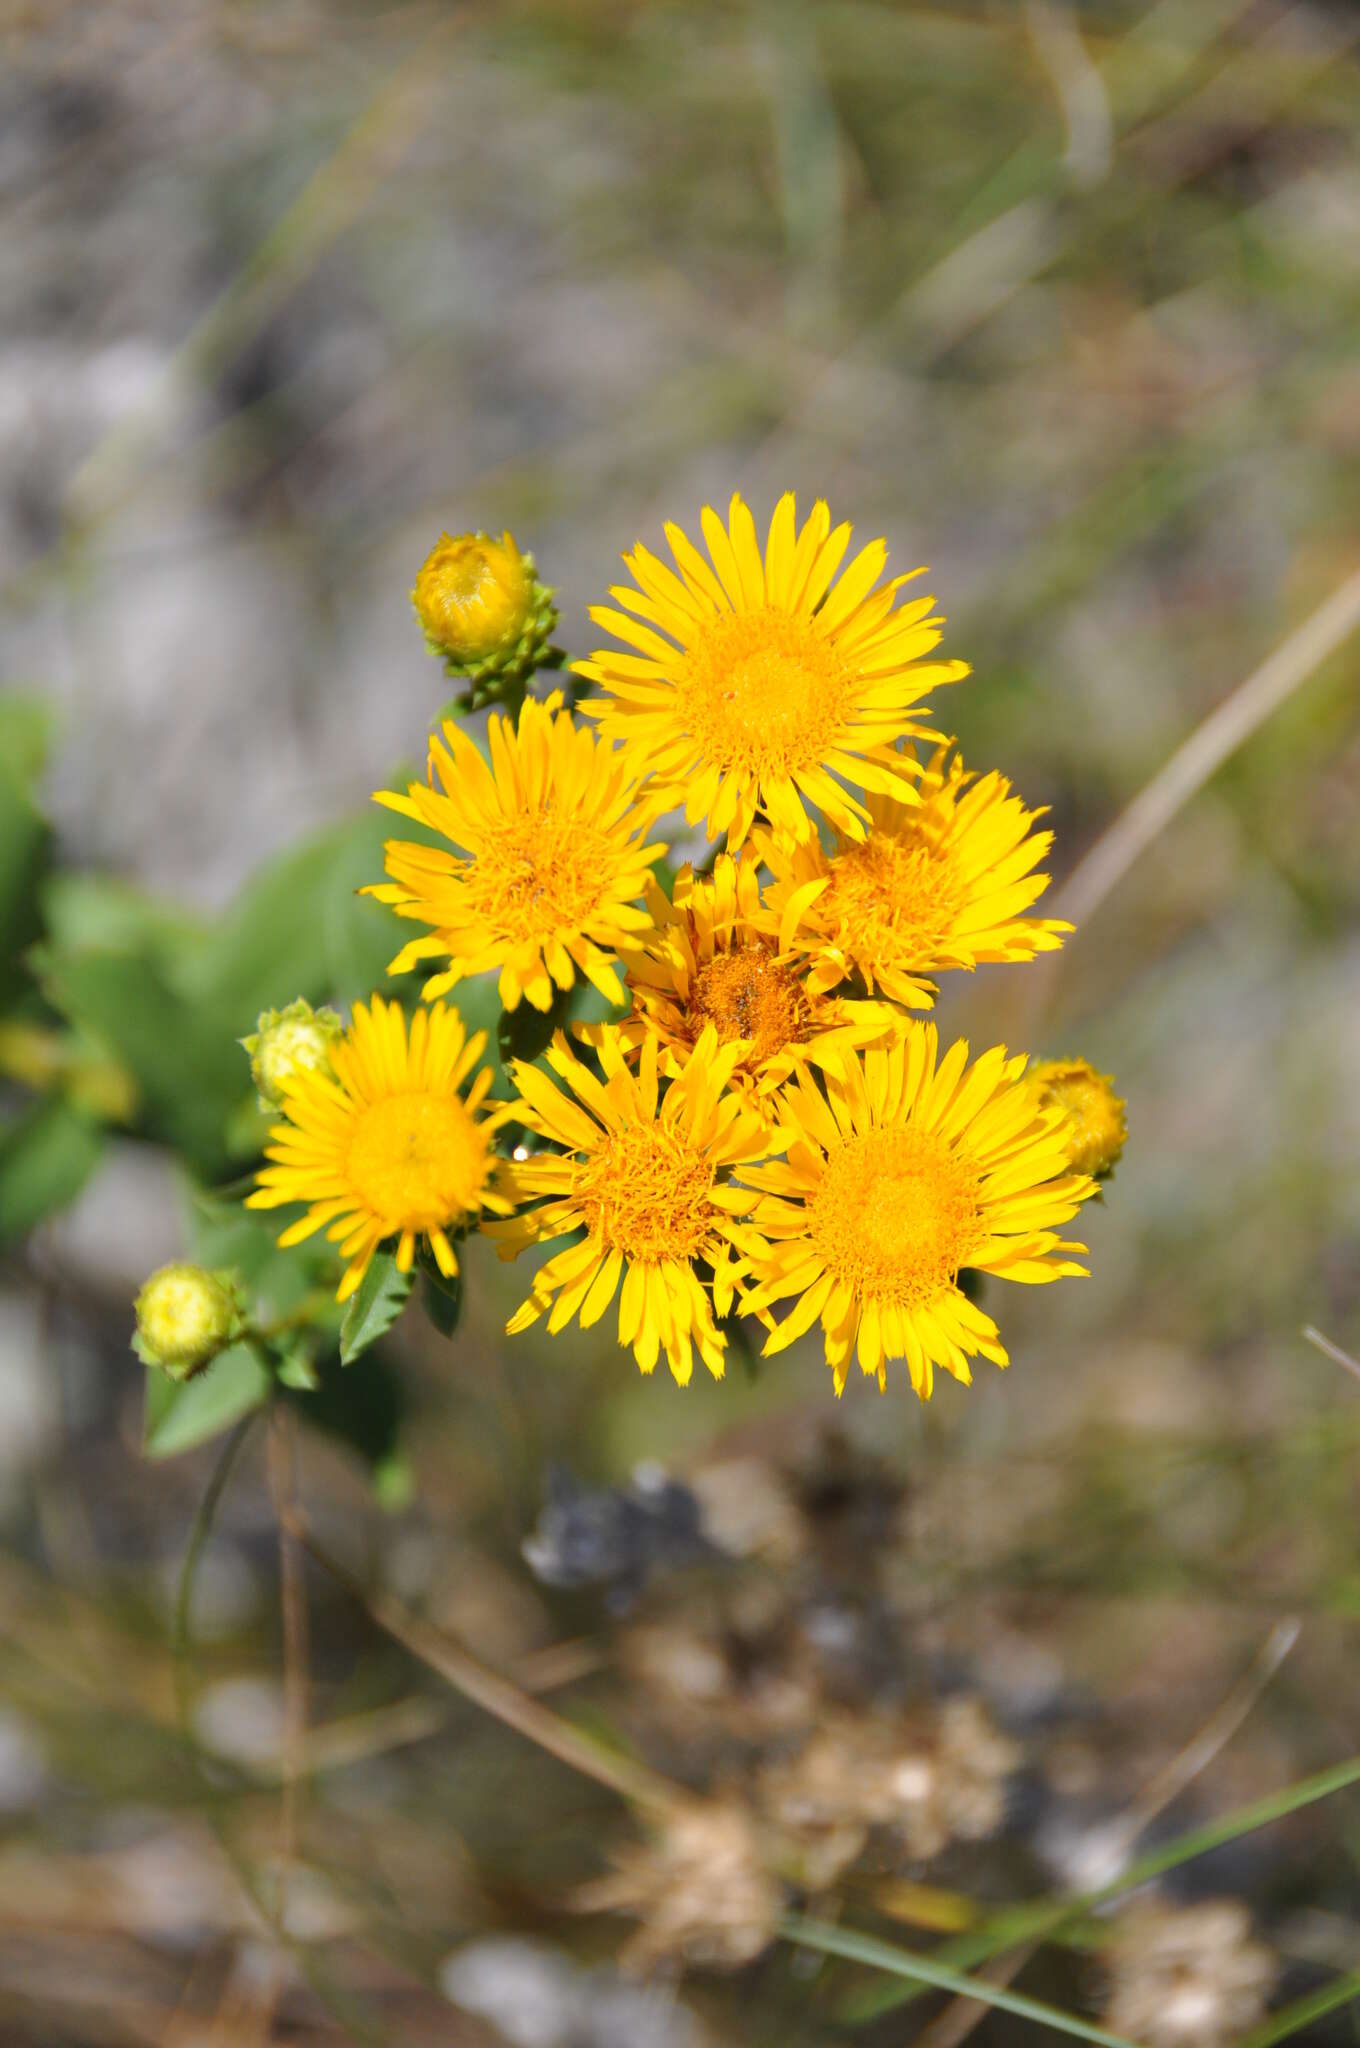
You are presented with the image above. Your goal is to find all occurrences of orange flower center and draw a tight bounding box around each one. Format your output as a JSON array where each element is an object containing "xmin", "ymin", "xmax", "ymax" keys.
[
  {"xmin": 577, "ymin": 1121, "xmax": 715, "ymax": 1264},
  {"xmin": 821, "ymin": 823, "xmax": 963, "ymax": 973},
  {"xmin": 676, "ymin": 608, "xmax": 851, "ymax": 781},
  {"xmin": 809, "ymin": 1125, "xmax": 982, "ymax": 1308},
  {"xmin": 347, "ymin": 1092, "xmax": 488, "ymax": 1232},
  {"xmin": 465, "ymin": 811, "xmax": 616, "ymax": 947},
  {"xmin": 687, "ymin": 944, "xmax": 809, "ymax": 1065}
]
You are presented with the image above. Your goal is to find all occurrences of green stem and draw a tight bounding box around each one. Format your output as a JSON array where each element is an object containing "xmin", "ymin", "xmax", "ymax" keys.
[
  {"xmin": 781, "ymin": 1915, "xmax": 1139, "ymax": 2048},
  {"xmin": 172, "ymin": 1409, "xmax": 260, "ymax": 1727}
]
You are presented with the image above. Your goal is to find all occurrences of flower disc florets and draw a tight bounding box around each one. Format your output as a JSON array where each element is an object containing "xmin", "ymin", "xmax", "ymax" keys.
[{"xmin": 607, "ymin": 855, "xmax": 899, "ymax": 1103}]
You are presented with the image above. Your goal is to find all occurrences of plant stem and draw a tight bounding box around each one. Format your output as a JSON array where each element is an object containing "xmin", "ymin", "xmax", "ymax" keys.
[
  {"xmin": 301, "ymin": 1525, "xmax": 678, "ymax": 1818},
  {"xmin": 267, "ymin": 1403, "xmax": 309, "ymax": 1875}
]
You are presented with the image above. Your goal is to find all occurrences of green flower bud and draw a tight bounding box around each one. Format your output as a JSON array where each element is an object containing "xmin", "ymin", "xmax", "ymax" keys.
[
  {"xmin": 134, "ymin": 1264, "xmax": 245, "ymax": 1379},
  {"xmin": 241, "ymin": 999, "xmax": 343, "ymax": 1112},
  {"xmin": 411, "ymin": 529, "xmax": 559, "ymax": 709}
]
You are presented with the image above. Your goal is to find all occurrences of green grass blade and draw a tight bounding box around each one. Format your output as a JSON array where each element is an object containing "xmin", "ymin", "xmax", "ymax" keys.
[
  {"xmin": 1241, "ymin": 1975, "xmax": 1360, "ymax": 2047},
  {"xmin": 781, "ymin": 1914, "xmax": 1138, "ymax": 2048},
  {"xmin": 843, "ymin": 1752, "xmax": 1360, "ymax": 2022}
]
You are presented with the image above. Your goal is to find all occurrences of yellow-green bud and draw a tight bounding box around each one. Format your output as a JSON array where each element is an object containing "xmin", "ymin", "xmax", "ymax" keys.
[
  {"xmin": 241, "ymin": 999, "xmax": 342, "ymax": 1113},
  {"xmin": 1030, "ymin": 1056, "xmax": 1127, "ymax": 1180},
  {"xmin": 411, "ymin": 529, "xmax": 559, "ymax": 708},
  {"xmin": 134, "ymin": 1264, "xmax": 245, "ymax": 1380}
]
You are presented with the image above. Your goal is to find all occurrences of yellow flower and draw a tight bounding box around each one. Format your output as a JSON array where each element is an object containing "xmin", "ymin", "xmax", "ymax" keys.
[
  {"xmin": 606, "ymin": 853, "xmax": 899, "ymax": 1100},
  {"xmin": 758, "ymin": 746, "xmax": 1070, "ymax": 1008},
  {"xmin": 574, "ymin": 491, "xmax": 969, "ymax": 850},
  {"xmin": 490, "ymin": 1026, "xmax": 772, "ymax": 1385},
  {"xmin": 740, "ymin": 1028, "xmax": 1096, "ymax": 1398},
  {"xmin": 367, "ymin": 693, "xmax": 667, "ymax": 1012},
  {"xmin": 247, "ymin": 995, "xmax": 512, "ymax": 1302},
  {"xmin": 411, "ymin": 529, "xmax": 558, "ymax": 700},
  {"xmin": 1029, "ymin": 1057, "xmax": 1127, "ymax": 1179}
]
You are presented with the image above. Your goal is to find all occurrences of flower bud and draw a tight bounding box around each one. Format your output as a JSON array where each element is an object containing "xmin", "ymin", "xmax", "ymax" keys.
[
  {"xmin": 241, "ymin": 999, "xmax": 342, "ymax": 1112},
  {"xmin": 1030, "ymin": 1056, "xmax": 1127, "ymax": 1179},
  {"xmin": 134, "ymin": 1264, "xmax": 245, "ymax": 1379},
  {"xmin": 411, "ymin": 529, "xmax": 558, "ymax": 707}
]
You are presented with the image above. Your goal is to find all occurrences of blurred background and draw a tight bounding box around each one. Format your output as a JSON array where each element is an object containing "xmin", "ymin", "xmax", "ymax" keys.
[{"xmin": 1, "ymin": 0, "xmax": 1359, "ymax": 2041}]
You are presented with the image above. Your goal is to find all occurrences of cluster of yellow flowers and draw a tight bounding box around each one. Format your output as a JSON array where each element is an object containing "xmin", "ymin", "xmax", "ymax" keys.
[{"xmin": 246, "ymin": 494, "xmax": 1125, "ymax": 1399}]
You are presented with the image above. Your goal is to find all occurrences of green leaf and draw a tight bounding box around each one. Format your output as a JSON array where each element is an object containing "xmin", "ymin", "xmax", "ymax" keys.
[
  {"xmin": 417, "ymin": 1247, "xmax": 463, "ymax": 1339},
  {"xmin": 187, "ymin": 1186, "xmax": 342, "ymax": 1321},
  {"xmin": 276, "ymin": 1344, "xmax": 321, "ymax": 1391},
  {"xmin": 187, "ymin": 804, "xmax": 435, "ymax": 1022},
  {"xmin": 781, "ymin": 1915, "xmax": 1139, "ymax": 2048},
  {"xmin": 339, "ymin": 1253, "xmax": 412, "ymax": 1365},
  {"xmin": 0, "ymin": 1096, "xmax": 105, "ymax": 1244},
  {"xmin": 39, "ymin": 873, "xmax": 209, "ymax": 981},
  {"xmin": 0, "ymin": 694, "xmax": 56, "ymax": 791},
  {"xmin": 0, "ymin": 755, "xmax": 52, "ymax": 1015},
  {"xmin": 38, "ymin": 946, "xmax": 241, "ymax": 1177},
  {"xmin": 282, "ymin": 1346, "xmax": 406, "ymax": 1490},
  {"xmin": 143, "ymin": 1343, "xmax": 271, "ymax": 1460}
]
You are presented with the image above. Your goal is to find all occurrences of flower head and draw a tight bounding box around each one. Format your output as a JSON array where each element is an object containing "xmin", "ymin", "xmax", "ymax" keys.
[
  {"xmin": 411, "ymin": 529, "xmax": 558, "ymax": 704},
  {"xmin": 491, "ymin": 1026, "xmax": 771, "ymax": 1385},
  {"xmin": 759, "ymin": 746, "xmax": 1070, "ymax": 1008},
  {"xmin": 575, "ymin": 491, "xmax": 969, "ymax": 850},
  {"xmin": 1029, "ymin": 1056, "xmax": 1127, "ymax": 1179},
  {"xmin": 134, "ymin": 1263, "xmax": 245, "ymax": 1378},
  {"xmin": 241, "ymin": 997, "xmax": 343, "ymax": 1112},
  {"xmin": 368, "ymin": 693, "xmax": 666, "ymax": 1012},
  {"xmin": 577, "ymin": 1798, "xmax": 781, "ymax": 1973},
  {"xmin": 246, "ymin": 994, "xmax": 512, "ymax": 1302},
  {"xmin": 741, "ymin": 1027, "xmax": 1097, "ymax": 1397},
  {"xmin": 1102, "ymin": 1900, "xmax": 1275, "ymax": 2048},
  {"xmin": 607, "ymin": 853, "xmax": 899, "ymax": 1101}
]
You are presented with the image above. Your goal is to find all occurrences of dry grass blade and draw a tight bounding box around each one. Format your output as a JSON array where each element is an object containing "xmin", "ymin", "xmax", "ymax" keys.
[
  {"xmin": 1058, "ymin": 566, "xmax": 1360, "ymax": 927},
  {"xmin": 1302, "ymin": 1325, "xmax": 1360, "ymax": 1388},
  {"xmin": 300, "ymin": 1527, "xmax": 681, "ymax": 1818}
]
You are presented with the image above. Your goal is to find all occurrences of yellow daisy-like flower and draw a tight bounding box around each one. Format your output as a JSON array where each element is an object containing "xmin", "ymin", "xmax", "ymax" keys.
[
  {"xmin": 367, "ymin": 693, "xmax": 666, "ymax": 1012},
  {"xmin": 605, "ymin": 853, "xmax": 899, "ymax": 1099},
  {"xmin": 574, "ymin": 491, "xmax": 970, "ymax": 850},
  {"xmin": 246, "ymin": 995, "xmax": 513, "ymax": 1302},
  {"xmin": 740, "ymin": 1027, "xmax": 1097, "ymax": 1399},
  {"xmin": 491, "ymin": 1026, "xmax": 772, "ymax": 1386},
  {"xmin": 758, "ymin": 746, "xmax": 1070, "ymax": 1008}
]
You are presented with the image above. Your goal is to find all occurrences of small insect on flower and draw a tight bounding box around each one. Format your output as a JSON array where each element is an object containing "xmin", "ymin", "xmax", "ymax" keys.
[
  {"xmin": 411, "ymin": 528, "xmax": 558, "ymax": 703},
  {"xmin": 606, "ymin": 853, "xmax": 900, "ymax": 1102},
  {"xmin": 368, "ymin": 692, "xmax": 666, "ymax": 1013},
  {"xmin": 240, "ymin": 997, "xmax": 343, "ymax": 1112},
  {"xmin": 1029, "ymin": 1056, "xmax": 1127, "ymax": 1179},
  {"xmin": 575, "ymin": 490, "xmax": 969, "ymax": 849},
  {"xmin": 741, "ymin": 1026, "xmax": 1098, "ymax": 1398},
  {"xmin": 247, "ymin": 995, "xmax": 514, "ymax": 1302},
  {"xmin": 758, "ymin": 745, "xmax": 1070, "ymax": 1010},
  {"xmin": 490, "ymin": 1025, "xmax": 772, "ymax": 1386}
]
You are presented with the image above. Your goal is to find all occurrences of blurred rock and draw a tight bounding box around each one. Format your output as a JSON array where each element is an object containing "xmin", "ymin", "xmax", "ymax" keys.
[
  {"xmin": 523, "ymin": 1463, "xmax": 710, "ymax": 1610},
  {"xmin": 192, "ymin": 1675, "xmax": 285, "ymax": 1768},
  {"xmin": 442, "ymin": 1936, "xmax": 704, "ymax": 2048}
]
